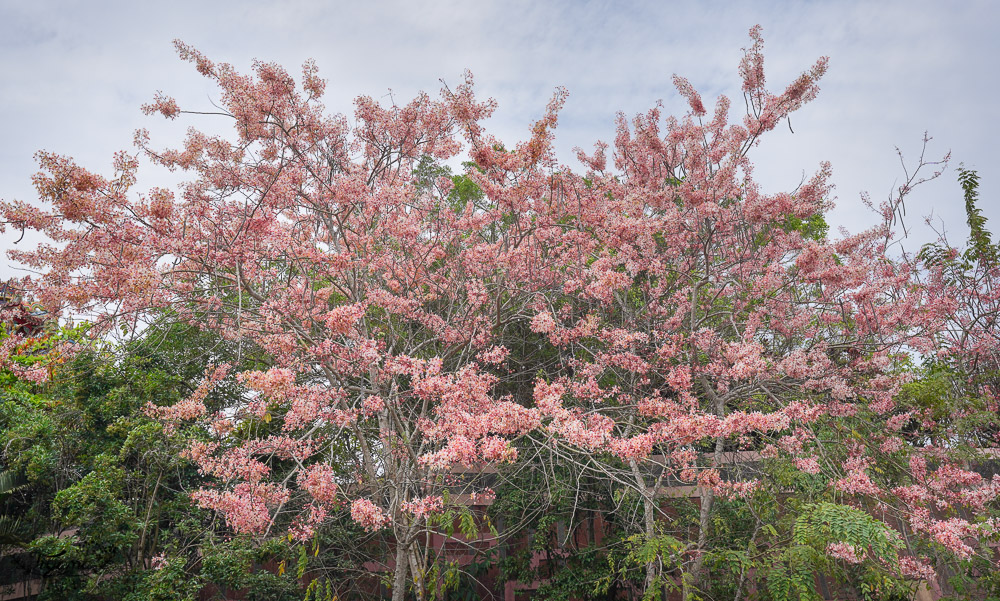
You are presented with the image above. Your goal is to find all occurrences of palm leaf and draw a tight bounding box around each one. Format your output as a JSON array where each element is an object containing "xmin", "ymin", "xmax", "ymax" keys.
[{"xmin": 0, "ymin": 469, "xmax": 26, "ymax": 545}]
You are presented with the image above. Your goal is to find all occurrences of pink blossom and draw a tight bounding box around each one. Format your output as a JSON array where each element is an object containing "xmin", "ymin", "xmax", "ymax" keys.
[
  {"xmin": 477, "ymin": 345, "xmax": 510, "ymax": 365},
  {"xmin": 794, "ymin": 456, "xmax": 822, "ymax": 474},
  {"xmin": 530, "ymin": 311, "xmax": 557, "ymax": 334},
  {"xmin": 402, "ymin": 495, "xmax": 444, "ymax": 519},
  {"xmin": 9, "ymin": 28, "xmax": 992, "ymax": 578},
  {"xmin": 324, "ymin": 303, "xmax": 365, "ymax": 335},
  {"xmin": 362, "ymin": 395, "xmax": 386, "ymax": 415},
  {"xmin": 141, "ymin": 91, "xmax": 180, "ymax": 119},
  {"xmin": 298, "ymin": 464, "xmax": 339, "ymax": 505},
  {"xmin": 926, "ymin": 518, "xmax": 976, "ymax": 559},
  {"xmin": 350, "ymin": 498, "xmax": 389, "ymax": 532},
  {"xmin": 899, "ymin": 556, "xmax": 937, "ymax": 581},
  {"xmin": 826, "ymin": 541, "xmax": 865, "ymax": 564},
  {"xmin": 480, "ymin": 436, "xmax": 518, "ymax": 463}
]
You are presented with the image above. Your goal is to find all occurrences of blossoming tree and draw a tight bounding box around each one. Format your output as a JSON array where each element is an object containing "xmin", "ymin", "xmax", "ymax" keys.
[
  {"xmin": 1, "ymin": 43, "xmax": 553, "ymax": 598},
  {"xmin": 510, "ymin": 30, "xmax": 1000, "ymax": 596},
  {"xmin": 3, "ymin": 26, "xmax": 999, "ymax": 600}
]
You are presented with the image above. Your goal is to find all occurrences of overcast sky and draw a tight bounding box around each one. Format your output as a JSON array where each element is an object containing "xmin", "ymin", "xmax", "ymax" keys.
[{"xmin": 1, "ymin": 0, "xmax": 997, "ymax": 279}]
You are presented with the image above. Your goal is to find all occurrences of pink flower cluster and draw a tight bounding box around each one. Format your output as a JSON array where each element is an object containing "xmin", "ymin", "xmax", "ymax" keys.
[
  {"xmin": 826, "ymin": 541, "xmax": 865, "ymax": 564},
  {"xmin": 324, "ymin": 303, "xmax": 365, "ymax": 335},
  {"xmin": 794, "ymin": 457, "xmax": 822, "ymax": 475},
  {"xmin": 297, "ymin": 464, "xmax": 339, "ymax": 505},
  {"xmin": 899, "ymin": 556, "xmax": 937, "ymax": 581},
  {"xmin": 402, "ymin": 495, "xmax": 444, "ymax": 519},
  {"xmin": 191, "ymin": 482, "xmax": 289, "ymax": 534},
  {"xmin": 350, "ymin": 498, "xmax": 389, "ymax": 532},
  {"xmin": 469, "ymin": 488, "xmax": 496, "ymax": 504},
  {"xmin": 926, "ymin": 518, "xmax": 977, "ymax": 559},
  {"xmin": 289, "ymin": 503, "xmax": 329, "ymax": 541},
  {"xmin": 238, "ymin": 367, "xmax": 296, "ymax": 400},
  {"xmin": 477, "ymin": 344, "xmax": 511, "ymax": 365},
  {"xmin": 362, "ymin": 394, "xmax": 386, "ymax": 415},
  {"xmin": 834, "ymin": 456, "xmax": 882, "ymax": 496},
  {"xmin": 530, "ymin": 311, "xmax": 557, "ymax": 334}
]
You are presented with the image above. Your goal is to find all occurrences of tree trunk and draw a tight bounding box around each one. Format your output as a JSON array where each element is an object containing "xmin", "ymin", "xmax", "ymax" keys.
[
  {"xmin": 686, "ymin": 481, "xmax": 715, "ymax": 600},
  {"xmin": 409, "ymin": 544, "xmax": 426, "ymax": 600},
  {"xmin": 629, "ymin": 458, "xmax": 659, "ymax": 594},
  {"xmin": 643, "ymin": 492, "xmax": 657, "ymax": 592},
  {"xmin": 687, "ymin": 378, "xmax": 727, "ymax": 600},
  {"xmin": 392, "ymin": 540, "xmax": 410, "ymax": 601}
]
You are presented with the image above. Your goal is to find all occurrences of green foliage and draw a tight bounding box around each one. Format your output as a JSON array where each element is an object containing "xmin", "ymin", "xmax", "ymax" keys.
[
  {"xmin": 958, "ymin": 167, "xmax": 995, "ymax": 266},
  {"xmin": 48, "ymin": 460, "xmax": 138, "ymax": 567},
  {"xmin": 920, "ymin": 167, "xmax": 997, "ymax": 272},
  {"xmin": 620, "ymin": 534, "xmax": 684, "ymax": 601},
  {"xmin": 897, "ymin": 362, "xmax": 1000, "ymax": 447},
  {"xmin": 763, "ymin": 503, "xmax": 909, "ymax": 601},
  {"xmin": 781, "ymin": 212, "xmax": 829, "ymax": 241},
  {"xmin": 412, "ymin": 155, "xmax": 486, "ymax": 214},
  {"xmin": 694, "ymin": 493, "xmax": 781, "ymax": 601},
  {"xmin": 0, "ymin": 468, "xmax": 26, "ymax": 545},
  {"xmin": 0, "ymin": 324, "xmax": 323, "ymax": 600},
  {"xmin": 134, "ymin": 555, "xmax": 202, "ymax": 601},
  {"xmin": 792, "ymin": 503, "xmax": 902, "ymax": 566},
  {"xmin": 303, "ymin": 577, "xmax": 337, "ymax": 601}
]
